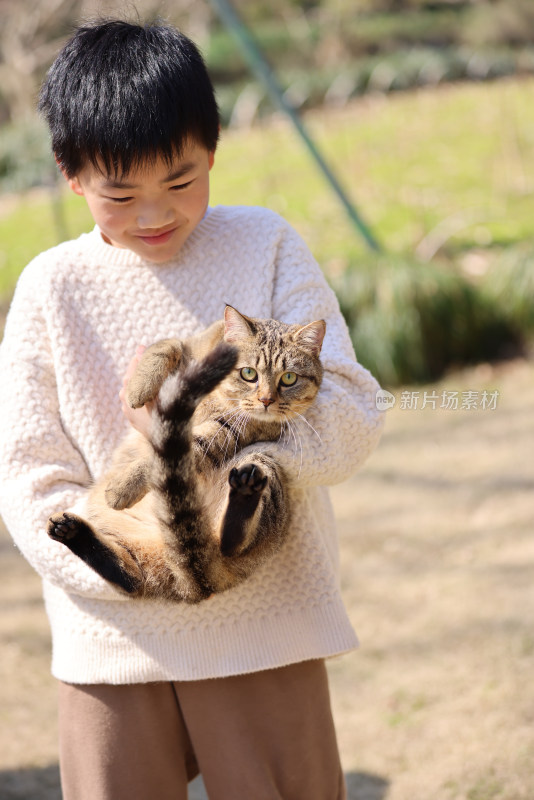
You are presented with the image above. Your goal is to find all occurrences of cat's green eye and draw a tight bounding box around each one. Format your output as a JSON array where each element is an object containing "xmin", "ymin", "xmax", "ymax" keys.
[
  {"xmin": 280, "ymin": 372, "xmax": 297, "ymax": 386},
  {"xmin": 240, "ymin": 367, "xmax": 258, "ymax": 382}
]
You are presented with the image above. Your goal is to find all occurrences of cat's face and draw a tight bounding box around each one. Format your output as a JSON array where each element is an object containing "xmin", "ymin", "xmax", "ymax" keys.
[{"xmin": 218, "ymin": 307, "xmax": 325, "ymax": 423}]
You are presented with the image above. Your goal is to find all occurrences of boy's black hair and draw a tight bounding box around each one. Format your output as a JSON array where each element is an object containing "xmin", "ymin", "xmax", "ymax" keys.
[{"xmin": 39, "ymin": 19, "xmax": 220, "ymax": 177}]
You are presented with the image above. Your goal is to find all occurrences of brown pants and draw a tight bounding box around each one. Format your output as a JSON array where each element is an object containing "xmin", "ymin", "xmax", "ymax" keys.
[{"xmin": 58, "ymin": 659, "xmax": 346, "ymax": 800}]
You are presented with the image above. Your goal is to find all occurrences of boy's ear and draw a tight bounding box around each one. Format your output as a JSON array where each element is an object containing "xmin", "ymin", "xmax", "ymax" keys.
[
  {"xmin": 65, "ymin": 176, "xmax": 84, "ymax": 197},
  {"xmin": 66, "ymin": 176, "xmax": 84, "ymax": 197},
  {"xmin": 208, "ymin": 151, "xmax": 215, "ymax": 170},
  {"xmin": 54, "ymin": 155, "xmax": 84, "ymax": 196}
]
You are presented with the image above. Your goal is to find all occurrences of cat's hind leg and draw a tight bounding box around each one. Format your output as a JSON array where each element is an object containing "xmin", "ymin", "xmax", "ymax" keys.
[
  {"xmin": 105, "ymin": 463, "xmax": 150, "ymax": 510},
  {"xmin": 219, "ymin": 463, "xmax": 268, "ymax": 557},
  {"xmin": 47, "ymin": 511, "xmax": 142, "ymax": 595}
]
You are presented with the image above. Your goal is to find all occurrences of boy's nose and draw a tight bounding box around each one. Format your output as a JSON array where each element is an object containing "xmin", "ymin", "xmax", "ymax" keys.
[{"xmin": 137, "ymin": 203, "xmax": 175, "ymax": 230}]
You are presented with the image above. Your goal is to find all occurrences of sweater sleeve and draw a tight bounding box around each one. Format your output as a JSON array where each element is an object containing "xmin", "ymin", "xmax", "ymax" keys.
[
  {"xmin": 0, "ymin": 263, "xmax": 125, "ymax": 600},
  {"xmin": 261, "ymin": 217, "xmax": 385, "ymax": 487}
]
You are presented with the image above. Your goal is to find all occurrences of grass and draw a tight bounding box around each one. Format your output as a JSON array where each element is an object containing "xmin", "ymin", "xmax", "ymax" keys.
[
  {"xmin": 2, "ymin": 76, "xmax": 534, "ymax": 294},
  {"xmin": 214, "ymin": 75, "xmax": 534, "ymax": 266},
  {"xmin": 332, "ymin": 252, "xmax": 528, "ymax": 386},
  {"xmin": 0, "ymin": 190, "xmax": 90, "ymax": 298}
]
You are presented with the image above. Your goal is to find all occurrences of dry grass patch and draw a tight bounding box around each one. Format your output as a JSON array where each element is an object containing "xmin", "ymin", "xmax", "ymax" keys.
[
  {"xmin": 1, "ymin": 359, "xmax": 533, "ymax": 799},
  {"xmin": 330, "ymin": 358, "xmax": 534, "ymax": 799}
]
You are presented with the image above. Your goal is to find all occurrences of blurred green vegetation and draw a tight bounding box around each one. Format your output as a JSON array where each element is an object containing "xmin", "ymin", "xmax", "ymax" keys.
[
  {"xmin": 5, "ymin": 0, "xmax": 533, "ymax": 129},
  {"xmin": 332, "ymin": 255, "xmax": 527, "ymax": 386},
  {"xmin": 213, "ymin": 77, "xmax": 534, "ymax": 263},
  {"xmin": 1, "ymin": 75, "xmax": 534, "ymax": 385},
  {"xmin": 206, "ymin": 0, "xmax": 534, "ymax": 120}
]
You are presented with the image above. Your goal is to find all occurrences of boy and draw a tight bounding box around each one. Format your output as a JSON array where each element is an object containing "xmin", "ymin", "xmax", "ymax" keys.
[{"xmin": 0, "ymin": 19, "xmax": 383, "ymax": 800}]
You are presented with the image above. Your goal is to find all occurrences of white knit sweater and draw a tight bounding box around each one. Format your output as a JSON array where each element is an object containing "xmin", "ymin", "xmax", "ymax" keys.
[{"xmin": 0, "ymin": 206, "xmax": 383, "ymax": 684}]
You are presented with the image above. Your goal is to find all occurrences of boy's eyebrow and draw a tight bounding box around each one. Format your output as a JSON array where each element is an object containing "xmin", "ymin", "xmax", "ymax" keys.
[
  {"xmin": 102, "ymin": 162, "xmax": 197, "ymax": 190},
  {"xmin": 163, "ymin": 162, "xmax": 196, "ymax": 183}
]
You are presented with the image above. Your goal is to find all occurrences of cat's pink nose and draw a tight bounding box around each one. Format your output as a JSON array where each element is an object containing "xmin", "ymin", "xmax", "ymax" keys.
[{"xmin": 260, "ymin": 396, "xmax": 274, "ymax": 408}]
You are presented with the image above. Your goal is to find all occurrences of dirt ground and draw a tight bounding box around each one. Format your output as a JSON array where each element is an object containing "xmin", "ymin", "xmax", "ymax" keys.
[{"xmin": 1, "ymin": 358, "xmax": 533, "ymax": 800}]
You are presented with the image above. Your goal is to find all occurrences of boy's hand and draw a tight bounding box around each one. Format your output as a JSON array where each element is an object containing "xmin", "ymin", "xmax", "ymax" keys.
[{"xmin": 119, "ymin": 345, "xmax": 153, "ymax": 438}]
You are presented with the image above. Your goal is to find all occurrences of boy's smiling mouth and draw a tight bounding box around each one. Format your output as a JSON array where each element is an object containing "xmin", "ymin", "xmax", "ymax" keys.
[{"xmin": 135, "ymin": 226, "xmax": 178, "ymax": 246}]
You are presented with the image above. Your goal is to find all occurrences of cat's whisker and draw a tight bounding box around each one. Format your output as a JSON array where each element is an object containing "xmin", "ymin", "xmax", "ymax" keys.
[
  {"xmin": 226, "ymin": 408, "xmax": 246, "ymax": 438},
  {"xmin": 294, "ymin": 412, "xmax": 323, "ymax": 444},
  {"xmin": 236, "ymin": 411, "xmax": 253, "ymax": 452},
  {"xmin": 287, "ymin": 417, "xmax": 304, "ymax": 478},
  {"xmin": 199, "ymin": 407, "xmax": 244, "ymax": 462},
  {"xmin": 283, "ymin": 415, "xmax": 298, "ymax": 455},
  {"xmin": 238, "ymin": 411, "xmax": 251, "ymax": 439},
  {"xmin": 278, "ymin": 419, "xmax": 291, "ymax": 447},
  {"xmin": 223, "ymin": 411, "xmax": 250, "ymax": 460},
  {"xmin": 215, "ymin": 406, "xmax": 242, "ymax": 427},
  {"xmin": 223, "ymin": 407, "xmax": 246, "ymax": 434},
  {"xmin": 200, "ymin": 410, "xmax": 242, "ymax": 456},
  {"xmin": 219, "ymin": 414, "xmax": 243, "ymax": 461},
  {"xmin": 285, "ymin": 421, "xmax": 294, "ymax": 450},
  {"xmin": 278, "ymin": 414, "xmax": 304, "ymax": 478},
  {"xmin": 236, "ymin": 412, "xmax": 252, "ymax": 452}
]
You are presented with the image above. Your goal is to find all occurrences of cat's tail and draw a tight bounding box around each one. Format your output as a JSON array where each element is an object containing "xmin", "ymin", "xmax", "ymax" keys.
[
  {"xmin": 149, "ymin": 342, "xmax": 238, "ymax": 601},
  {"xmin": 155, "ymin": 341, "xmax": 237, "ymax": 430},
  {"xmin": 151, "ymin": 340, "xmax": 237, "ymax": 477}
]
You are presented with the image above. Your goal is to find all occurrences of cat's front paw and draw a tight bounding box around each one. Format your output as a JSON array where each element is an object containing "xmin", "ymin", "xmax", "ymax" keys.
[
  {"xmin": 228, "ymin": 464, "xmax": 268, "ymax": 496},
  {"xmin": 126, "ymin": 385, "xmax": 156, "ymax": 409},
  {"xmin": 47, "ymin": 512, "xmax": 83, "ymax": 542},
  {"xmin": 127, "ymin": 339, "xmax": 184, "ymax": 408}
]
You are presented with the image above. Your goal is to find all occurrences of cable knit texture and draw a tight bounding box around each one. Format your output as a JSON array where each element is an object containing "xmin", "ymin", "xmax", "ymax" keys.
[{"xmin": 0, "ymin": 206, "xmax": 384, "ymax": 684}]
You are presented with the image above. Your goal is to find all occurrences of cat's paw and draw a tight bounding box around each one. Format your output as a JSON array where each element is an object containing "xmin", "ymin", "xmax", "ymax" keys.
[
  {"xmin": 126, "ymin": 384, "xmax": 156, "ymax": 409},
  {"xmin": 228, "ymin": 464, "xmax": 268, "ymax": 496},
  {"xmin": 47, "ymin": 512, "xmax": 83, "ymax": 542},
  {"xmin": 127, "ymin": 340, "xmax": 184, "ymax": 408},
  {"xmin": 105, "ymin": 486, "xmax": 134, "ymax": 510},
  {"xmin": 222, "ymin": 465, "xmax": 268, "ymax": 557}
]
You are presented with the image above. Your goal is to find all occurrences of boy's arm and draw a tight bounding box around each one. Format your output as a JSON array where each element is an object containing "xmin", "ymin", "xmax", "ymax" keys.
[
  {"xmin": 263, "ymin": 218, "xmax": 384, "ymax": 487},
  {"xmin": 0, "ymin": 269, "xmax": 125, "ymax": 600}
]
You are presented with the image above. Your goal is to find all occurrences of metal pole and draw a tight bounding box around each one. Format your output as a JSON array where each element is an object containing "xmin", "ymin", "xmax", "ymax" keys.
[{"xmin": 207, "ymin": 0, "xmax": 381, "ymax": 252}]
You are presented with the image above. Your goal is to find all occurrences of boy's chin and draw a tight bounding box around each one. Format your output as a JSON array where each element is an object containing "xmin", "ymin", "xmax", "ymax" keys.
[
  {"xmin": 135, "ymin": 246, "xmax": 182, "ymax": 263},
  {"xmin": 131, "ymin": 227, "xmax": 195, "ymax": 263},
  {"xmin": 107, "ymin": 233, "xmax": 185, "ymax": 263}
]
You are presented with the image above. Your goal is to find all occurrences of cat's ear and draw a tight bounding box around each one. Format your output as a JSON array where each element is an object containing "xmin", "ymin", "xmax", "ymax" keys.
[
  {"xmin": 294, "ymin": 320, "xmax": 326, "ymax": 356},
  {"xmin": 224, "ymin": 305, "xmax": 256, "ymax": 342}
]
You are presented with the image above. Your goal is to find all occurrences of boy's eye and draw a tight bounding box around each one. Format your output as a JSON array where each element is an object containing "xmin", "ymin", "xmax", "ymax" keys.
[
  {"xmin": 170, "ymin": 180, "xmax": 194, "ymax": 191},
  {"xmin": 107, "ymin": 196, "xmax": 133, "ymax": 204},
  {"xmin": 240, "ymin": 367, "xmax": 258, "ymax": 382},
  {"xmin": 280, "ymin": 372, "xmax": 297, "ymax": 386}
]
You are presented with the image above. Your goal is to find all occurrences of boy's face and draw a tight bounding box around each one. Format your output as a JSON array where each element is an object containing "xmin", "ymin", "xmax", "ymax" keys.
[{"xmin": 67, "ymin": 142, "xmax": 215, "ymax": 263}]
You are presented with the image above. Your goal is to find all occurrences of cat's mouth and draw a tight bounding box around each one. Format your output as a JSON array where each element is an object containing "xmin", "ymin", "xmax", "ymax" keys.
[{"xmin": 250, "ymin": 405, "xmax": 282, "ymax": 422}]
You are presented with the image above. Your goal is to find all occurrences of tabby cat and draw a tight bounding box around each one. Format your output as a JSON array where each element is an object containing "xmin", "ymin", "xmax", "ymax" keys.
[{"xmin": 48, "ymin": 306, "xmax": 325, "ymax": 603}]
